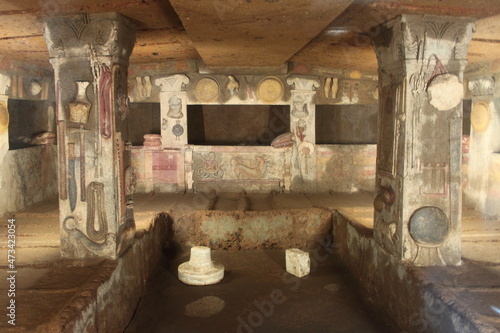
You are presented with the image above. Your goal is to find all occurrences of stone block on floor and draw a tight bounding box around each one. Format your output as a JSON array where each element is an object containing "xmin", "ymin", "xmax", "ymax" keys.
[{"xmin": 286, "ymin": 248, "xmax": 310, "ymax": 278}]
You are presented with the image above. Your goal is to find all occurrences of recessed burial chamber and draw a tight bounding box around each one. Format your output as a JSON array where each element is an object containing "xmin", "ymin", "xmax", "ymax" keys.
[{"xmin": 187, "ymin": 104, "xmax": 290, "ymax": 146}]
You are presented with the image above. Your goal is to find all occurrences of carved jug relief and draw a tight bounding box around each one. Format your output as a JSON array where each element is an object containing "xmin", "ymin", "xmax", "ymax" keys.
[{"xmin": 69, "ymin": 81, "xmax": 92, "ymax": 124}]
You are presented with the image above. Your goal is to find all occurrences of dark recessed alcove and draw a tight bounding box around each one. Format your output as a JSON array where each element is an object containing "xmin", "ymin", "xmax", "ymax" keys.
[
  {"xmin": 126, "ymin": 103, "xmax": 161, "ymax": 146},
  {"xmin": 187, "ymin": 104, "xmax": 290, "ymax": 146},
  {"xmin": 8, "ymin": 99, "xmax": 50, "ymax": 150},
  {"xmin": 463, "ymin": 99, "xmax": 471, "ymax": 136},
  {"xmin": 316, "ymin": 104, "xmax": 378, "ymax": 144}
]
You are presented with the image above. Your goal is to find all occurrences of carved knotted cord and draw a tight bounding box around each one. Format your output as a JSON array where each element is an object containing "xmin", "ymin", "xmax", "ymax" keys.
[{"xmin": 86, "ymin": 182, "xmax": 108, "ymax": 242}]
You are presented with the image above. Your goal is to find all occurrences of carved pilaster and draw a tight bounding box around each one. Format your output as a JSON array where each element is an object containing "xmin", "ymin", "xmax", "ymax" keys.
[
  {"xmin": 466, "ymin": 75, "xmax": 499, "ymax": 216},
  {"xmin": 373, "ymin": 15, "xmax": 475, "ymax": 266},
  {"xmin": 155, "ymin": 75, "xmax": 190, "ymax": 149},
  {"xmin": 287, "ymin": 77, "xmax": 320, "ymax": 192}
]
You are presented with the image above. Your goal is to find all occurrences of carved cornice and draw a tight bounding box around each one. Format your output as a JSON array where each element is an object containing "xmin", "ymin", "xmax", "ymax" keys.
[
  {"xmin": 155, "ymin": 75, "xmax": 190, "ymax": 92},
  {"xmin": 44, "ymin": 13, "xmax": 136, "ymax": 60},
  {"xmin": 287, "ymin": 77, "xmax": 320, "ymax": 91},
  {"xmin": 468, "ymin": 76, "xmax": 495, "ymax": 96}
]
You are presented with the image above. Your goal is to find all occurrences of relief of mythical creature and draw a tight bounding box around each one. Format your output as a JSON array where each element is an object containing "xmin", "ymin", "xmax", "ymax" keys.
[{"xmin": 231, "ymin": 155, "xmax": 270, "ymax": 179}]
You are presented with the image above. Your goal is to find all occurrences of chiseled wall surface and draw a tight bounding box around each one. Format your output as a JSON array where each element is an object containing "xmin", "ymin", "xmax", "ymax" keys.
[{"xmin": 0, "ymin": 145, "xmax": 57, "ymax": 216}]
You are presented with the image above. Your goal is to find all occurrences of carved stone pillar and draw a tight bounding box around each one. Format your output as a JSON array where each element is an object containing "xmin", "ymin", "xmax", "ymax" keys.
[
  {"xmin": 155, "ymin": 75, "xmax": 190, "ymax": 149},
  {"xmin": 0, "ymin": 74, "xmax": 11, "ymax": 164},
  {"xmin": 287, "ymin": 77, "xmax": 320, "ymax": 192},
  {"xmin": 467, "ymin": 76, "xmax": 500, "ymax": 216},
  {"xmin": 372, "ymin": 15, "xmax": 475, "ymax": 266},
  {"xmin": 44, "ymin": 13, "xmax": 136, "ymax": 259}
]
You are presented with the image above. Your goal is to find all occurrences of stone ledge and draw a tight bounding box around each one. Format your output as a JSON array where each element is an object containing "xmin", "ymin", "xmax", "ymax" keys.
[
  {"xmin": 333, "ymin": 211, "xmax": 499, "ymax": 333},
  {"xmin": 4, "ymin": 213, "xmax": 168, "ymax": 333}
]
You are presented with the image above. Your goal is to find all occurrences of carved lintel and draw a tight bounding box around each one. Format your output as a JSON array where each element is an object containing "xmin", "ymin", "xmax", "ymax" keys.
[
  {"xmin": 468, "ymin": 76, "xmax": 495, "ymax": 97},
  {"xmin": 287, "ymin": 76, "xmax": 320, "ymax": 92},
  {"xmin": 155, "ymin": 75, "xmax": 190, "ymax": 93}
]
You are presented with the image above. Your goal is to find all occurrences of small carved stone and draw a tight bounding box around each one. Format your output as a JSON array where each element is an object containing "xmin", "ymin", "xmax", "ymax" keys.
[{"xmin": 286, "ymin": 248, "xmax": 310, "ymax": 278}]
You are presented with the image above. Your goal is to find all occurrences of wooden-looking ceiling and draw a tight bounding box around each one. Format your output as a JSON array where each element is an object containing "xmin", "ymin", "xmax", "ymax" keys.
[{"xmin": 1, "ymin": 0, "xmax": 500, "ymax": 73}]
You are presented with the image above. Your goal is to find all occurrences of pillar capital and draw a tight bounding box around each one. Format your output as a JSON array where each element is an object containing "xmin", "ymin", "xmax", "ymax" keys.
[
  {"xmin": 287, "ymin": 77, "xmax": 320, "ymax": 92},
  {"xmin": 373, "ymin": 15, "xmax": 475, "ymax": 70},
  {"xmin": 468, "ymin": 76, "xmax": 495, "ymax": 97},
  {"xmin": 155, "ymin": 75, "xmax": 190, "ymax": 93},
  {"xmin": 44, "ymin": 12, "xmax": 135, "ymax": 61}
]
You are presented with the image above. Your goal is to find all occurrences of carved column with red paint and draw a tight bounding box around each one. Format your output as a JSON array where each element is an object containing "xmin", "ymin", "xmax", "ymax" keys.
[{"xmin": 44, "ymin": 13, "xmax": 136, "ymax": 259}]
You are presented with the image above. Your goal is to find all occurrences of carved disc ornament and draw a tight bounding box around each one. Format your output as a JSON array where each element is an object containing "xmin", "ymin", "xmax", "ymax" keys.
[
  {"xmin": 471, "ymin": 101, "xmax": 491, "ymax": 133},
  {"xmin": 257, "ymin": 76, "xmax": 284, "ymax": 103},
  {"xmin": 195, "ymin": 77, "xmax": 219, "ymax": 102},
  {"xmin": 408, "ymin": 206, "xmax": 449, "ymax": 246}
]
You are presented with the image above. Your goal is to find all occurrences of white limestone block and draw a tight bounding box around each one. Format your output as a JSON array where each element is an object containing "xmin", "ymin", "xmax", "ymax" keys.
[
  {"xmin": 286, "ymin": 248, "xmax": 310, "ymax": 278},
  {"xmin": 178, "ymin": 246, "xmax": 224, "ymax": 286}
]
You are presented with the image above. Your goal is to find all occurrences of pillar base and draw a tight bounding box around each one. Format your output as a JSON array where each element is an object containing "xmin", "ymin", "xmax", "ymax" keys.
[{"xmin": 178, "ymin": 246, "xmax": 225, "ymax": 285}]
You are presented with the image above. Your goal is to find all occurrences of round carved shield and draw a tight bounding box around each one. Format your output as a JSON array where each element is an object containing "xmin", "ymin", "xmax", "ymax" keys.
[{"xmin": 408, "ymin": 206, "xmax": 449, "ymax": 246}]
